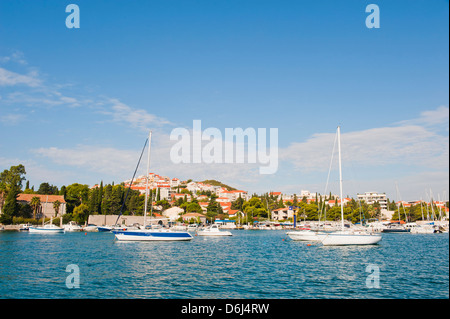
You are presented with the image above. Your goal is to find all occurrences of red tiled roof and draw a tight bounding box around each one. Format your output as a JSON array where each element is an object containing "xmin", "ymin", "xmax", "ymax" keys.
[{"xmin": 17, "ymin": 193, "xmax": 66, "ymax": 203}]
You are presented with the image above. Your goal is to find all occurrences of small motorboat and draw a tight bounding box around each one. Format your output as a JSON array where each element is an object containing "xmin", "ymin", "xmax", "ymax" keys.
[
  {"xmin": 197, "ymin": 224, "xmax": 232, "ymax": 236},
  {"xmin": 83, "ymin": 224, "xmax": 98, "ymax": 232},
  {"xmin": 19, "ymin": 223, "xmax": 32, "ymax": 231},
  {"xmin": 63, "ymin": 221, "xmax": 83, "ymax": 232}
]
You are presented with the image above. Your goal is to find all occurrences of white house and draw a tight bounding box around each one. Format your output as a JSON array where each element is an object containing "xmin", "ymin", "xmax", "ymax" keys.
[
  {"xmin": 271, "ymin": 207, "xmax": 295, "ymax": 221},
  {"xmin": 162, "ymin": 207, "xmax": 184, "ymax": 222}
]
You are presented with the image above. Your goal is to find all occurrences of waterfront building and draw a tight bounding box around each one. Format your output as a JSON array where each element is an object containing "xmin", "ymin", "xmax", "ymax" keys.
[
  {"xmin": 357, "ymin": 192, "xmax": 388, "ymax": 209},
  {"xmin": 198, "ymin": 202, "xmax": 209, "ymax": 212},
  {"xmin": 271, "ymin": 207, "xmax": 295, "ymax": 221},
  {"xmin": 172, "ymin": 193, "xmax": 192, "ymax": 202},
  {"xmin": 227, "ymin": 209, "xmax": 241, "ymax": 218},
  {"xmin": 158, "ymin": 185, "xmax": 174, "ymax": 200},
  {"xmin": 17, "ymin": 193, "xmax": 66, "ymax": 219},
  {"xmin": 182, "ymin": 212, "xmax": 207, "ymax": 224},
  {"xmin": 326, "ymin": 198, "xmax": 351, "ymax": 207},
  {"xmin": 217, "ymin": 189, "xmax": 248, "ymax": 201},
  {"xmin": 162, "ymin": 206, "xmax": 184, "ymax": 222},
  {"xmin": 216, "ymin": 197, "xmax": 232, "ymax": 203},
  {"xmin": 269, "ymin": 192, "xmax": 282, "ymax": 200}
]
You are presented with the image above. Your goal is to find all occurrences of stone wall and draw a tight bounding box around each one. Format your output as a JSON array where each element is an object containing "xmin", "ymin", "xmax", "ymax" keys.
[{"xmin": 87, "ymin": 215, "xmax": 168, "ymax": 226}]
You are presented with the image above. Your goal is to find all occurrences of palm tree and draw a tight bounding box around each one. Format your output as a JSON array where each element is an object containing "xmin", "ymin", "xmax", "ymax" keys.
[
  {"xmin": 53, "ymin": 200, "xmax": 61, "ymax": 217},
  {"xmin": 30, "ymin": 196, "xmax": 41, "ymax": 220}
]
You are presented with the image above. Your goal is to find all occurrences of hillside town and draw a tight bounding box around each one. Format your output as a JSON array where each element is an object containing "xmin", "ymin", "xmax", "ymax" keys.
[
  {"xmin": 86, "ymin": 172, "xmax": 449, "ymax": 225},
  {"xmin": 1, "ymin": 165, "xmax": 448, "ymax": 229}
]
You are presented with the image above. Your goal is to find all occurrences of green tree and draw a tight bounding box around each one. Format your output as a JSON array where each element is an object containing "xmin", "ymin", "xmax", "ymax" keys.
[
  {"xmin": 0, "ymin": 164, "xmax": 26, "ymax": 223},
  {"xmin": 0, "ymin": 186, "xmax": 20, "ymax": 224},
  {"xmin": 30, "ymin": 196, "xmax": 41, "ymax": 219},
  {"xmin": 101, "ymin": 184, "xmax": 112, "ymax": 215},
  {"xmin": 18, "ymin": 203, "xmax": 33, "ymax": 219},
  {"xmin": 110, "ymin": 185, "xmax": 124, "ymax": 215},
  {"xmin": 65, "ymin": 183, "xmax": 89, "ymax": 214},
  {"xmin": 0, "ymin": 164, "xmax": 26, "ymax": 191},
  {"xmin": 231, "ymin": 195, "xmax": 244, "ymax": 211},
  {"xmin": 37, "ymin": 182, "xmax": 59, "ymax": 195},
  {"xmin": 206, "ymin": 198, "xmax": 222, "ymax": 220},
  {"xmin": 292, "ymin": 194, "xmax": 298, "ymax": 207},
  {"xmin": 156, "ymin": 199, "xmax": 171, "ymax": 210},
  {"xmin": 53, "ymin": 200, "xmax": 61, "ymax": 217},
  {"xmin": 72, "ymin": 203, "xmax": 90, "ymax": 224},
  {"xmin": 186, "ymin": 202, "xmax": 202, "ymax": 213}
]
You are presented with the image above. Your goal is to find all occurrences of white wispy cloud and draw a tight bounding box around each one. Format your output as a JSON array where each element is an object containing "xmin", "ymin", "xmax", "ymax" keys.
[
  {"xmin": 31, "ymin": 145, "xmax": 140, "ymax": 179},
  {"xmin": 0, "ymin": 51, "xmax": 28, "ymax": 65},
  {"xmin": 280, "ymin": 106, "xmax": 449, "ymax": 172},
  {"xmin": 0, "ymin": 113, "xmax": 24, "ymax": 125},
  {"xmin": 0, "ymin": 67, "xmax": 41, "ymax": 87},
  {"xmin": 98, "ymin": 98, "xmax": 172, "ymax": 131},
  {"xmin": 397, "ymin": 105, "xmax": 449, "ymax": 127}
]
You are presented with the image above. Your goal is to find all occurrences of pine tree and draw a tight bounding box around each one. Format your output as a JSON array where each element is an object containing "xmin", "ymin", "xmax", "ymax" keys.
[
  {"xmin": 292, "ymin": 194, "xmax": 298, "ymax": 207},
  {"xmin": 98, "ymin": 181, "xmax": 103, "ymax": 214},
  {"xmin": 1, "ymin": 186, "xmax": 20, "ymax": 224},
  {"xmin": 102, "ymin": 184, "xmax": 112, "ymax": 215}
]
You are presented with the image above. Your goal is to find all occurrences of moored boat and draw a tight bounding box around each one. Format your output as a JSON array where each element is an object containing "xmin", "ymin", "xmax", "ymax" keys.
[
  {"xmin": 197, "ymin": 224, "xmax": 232, "ymax": 236},
  {"xmin": 321, "ymin": 230, "xmax": 382, "ymax": 246},
  {"xmin": 83, "ymin": 224, "xmax": 98, "ymax": 232},
  {"xmin": 19, "ymin": 223, "xmax": 32, "ymax": 231},
  {"xmin": 113, "ymin": 227, "xmax": 193, "ymax": 241},
  {"xmin": 113, "ymin": 131, "xmax": 193, "ymax": 242},
  {"xmin": 63, "ymin": 221, "xmax": 83, "ymax": 232},
  {"xmin": 29, "ymin": 224, "xmax": 64, "ymax": 233},
  {"xmin": 318, "ymin": 126, "xmax": 381, "ymax": 246},
  {"xmin": 286, "ymin": 229, "xmax": 327, "ymax": 241}
]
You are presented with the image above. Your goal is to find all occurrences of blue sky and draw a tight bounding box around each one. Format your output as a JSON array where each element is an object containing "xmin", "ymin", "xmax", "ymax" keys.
[{"xmin": 0, "ymin": 0, "xmax": 448, "ymax": 201}]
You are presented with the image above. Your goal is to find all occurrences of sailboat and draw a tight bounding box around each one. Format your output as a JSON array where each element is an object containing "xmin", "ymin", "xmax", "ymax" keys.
[
  {"xmin": 112, "ymin": 131, "xmax": 193, "ymax": 241},
  {"xmin": 29, "ymin": 216, "xmax": 64, "ymax": 233},
  {"xmin": 29, "ymin": 196, "xmax": 64, "ymax": 233},
  {"xmin": 286, "ymin": 133, "xmax": 336, "ymax": 242},
  {"xmin": 286, "ymin": 208, "xmax": 327, "ymax": 241},
  {"xmin": 321, "ymin": 126, "xmax": 382, "ymax": 246}
]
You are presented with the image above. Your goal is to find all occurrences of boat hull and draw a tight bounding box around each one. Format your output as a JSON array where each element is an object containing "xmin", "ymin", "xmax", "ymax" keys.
[
  {"xmin": 113, "ymin": 230, "xmax": 193, "ymax": 241},
  {"xmin": 382, "ymin": 229, "xmax": 410, "ymax": 233},
  {"xmin": 197, "ymin": 231, "xmax": 232, "ymax": 236},
  {"xmin": 29, "ymin": 226, "xmax": 64, "ymax": 233},
  {"xmin": 321, "ymin": 232, "xmax": 382, "ymax": 246},
  {"xmin": 286, "ymin": 230, "xmax": 327, "ymax": 241}
]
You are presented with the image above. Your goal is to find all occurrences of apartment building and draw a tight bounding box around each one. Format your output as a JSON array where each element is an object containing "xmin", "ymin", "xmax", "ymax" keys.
[{"xmin": 357, "ymin": 192, "xmax": 388, "ymax": 209}]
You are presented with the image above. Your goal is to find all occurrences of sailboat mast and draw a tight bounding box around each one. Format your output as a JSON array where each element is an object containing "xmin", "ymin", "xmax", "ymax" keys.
[
  {"xmin": 143, "ymin": 130, "xmax": 152, "ymax": 228},
  {"xmin": 337, "ymin": 126, "xmax": 345, "ymax": 231}
]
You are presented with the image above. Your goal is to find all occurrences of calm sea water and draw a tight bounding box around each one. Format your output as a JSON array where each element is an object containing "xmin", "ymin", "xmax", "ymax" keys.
[{"xmin": 0, "ymin": 230, "xmax": 448, "ymax": 299}]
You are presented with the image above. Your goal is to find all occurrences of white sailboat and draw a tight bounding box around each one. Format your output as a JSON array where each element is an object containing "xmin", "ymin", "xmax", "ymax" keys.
[
  {"xmin": 321, "ymin": 127, "xmax": 382, "ymax": 246},
  {"xmin": 113, "ymin": 131, "xmax": 193, "ymax": 241},
  {"xmin": 286, "ymin": 229, "xmax": 327, "ymax": 241},
  {"xmin": 29, "ymin": 217, "xmax": 64, "ymax": 233}
]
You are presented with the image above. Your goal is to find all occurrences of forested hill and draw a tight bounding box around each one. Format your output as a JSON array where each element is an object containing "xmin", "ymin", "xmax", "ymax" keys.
[{"xmin": 200, "ymin": 180, "xmax": 237, "ymax": 191}]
